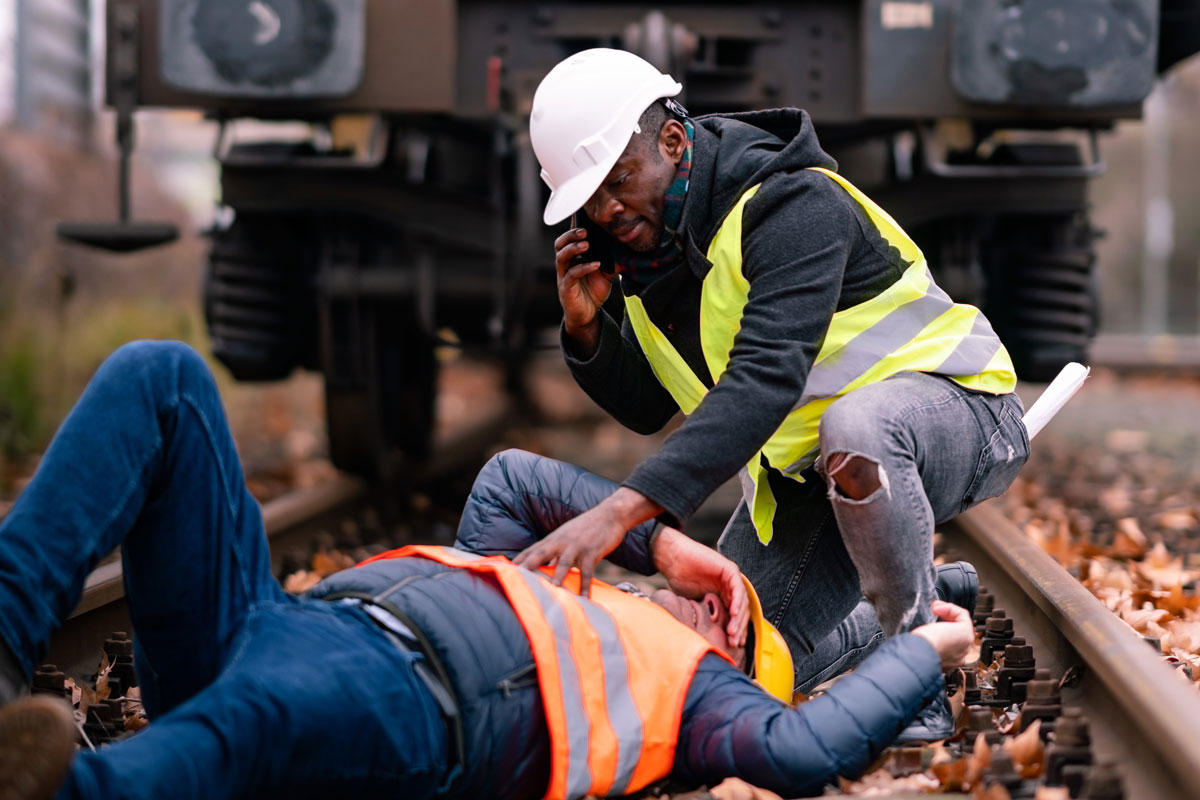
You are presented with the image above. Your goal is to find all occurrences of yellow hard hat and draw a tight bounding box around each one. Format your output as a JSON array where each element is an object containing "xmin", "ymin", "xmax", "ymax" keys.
[{"xmin": 742, "ymin": 575, "xmax": 795, "ymax": 704}]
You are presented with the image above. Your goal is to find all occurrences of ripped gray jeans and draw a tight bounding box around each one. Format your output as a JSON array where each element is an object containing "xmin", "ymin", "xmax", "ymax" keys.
[{"xmin": 718, "ymin": 371, "xmax": 1029, "ymax": 692}]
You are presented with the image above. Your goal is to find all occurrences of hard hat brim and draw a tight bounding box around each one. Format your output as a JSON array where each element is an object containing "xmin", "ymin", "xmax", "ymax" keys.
[
  {"xmin": 542, "ymin": 162, "xmax": 615, "ymax": 226},
  {"xmin": 742, "ymin": 575, "xmax": 795, "ymax": 703}
]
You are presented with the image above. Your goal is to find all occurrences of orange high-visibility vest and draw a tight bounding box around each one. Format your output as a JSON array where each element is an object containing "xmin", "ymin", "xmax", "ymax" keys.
[{"xmin": 359, "ymin": 545, "xmax": 730, "ymax": 800}]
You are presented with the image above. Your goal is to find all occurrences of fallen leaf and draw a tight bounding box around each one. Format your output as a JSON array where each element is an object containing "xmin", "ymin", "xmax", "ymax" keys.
[
  {"xmin": 1105, "ymin": 429, "xmax": 1148, "ymax": 454},
  {"xmin": 838, "ymin": 770, "xmax": 939, "ymax": 796},
  {"xmin": 311, "ymin": 548, "xmax": 355, "ymax": 577},
  {"xmin": 1004, "ymin": 720, "xmax": 1045, "ymax": 779},
  {"xmin": 972, "ymin": 784, "xmax": 1014, "ymax": 800},
  {"xmin": 78, "ymin": 682, "xmax": 97, "ymax": 718},
  {"xmin": 1035, "ymin": 786, "xmax": 1071, "ymax": 799},
  {"xmin": 1157, "ymin": 584, "xmax": 1200, "ymax": 616},
  {"xmin": 948, "ymin": 673, "xmax": 967, "ymax": 734},
  {"xmin": 1165, "ymin": 619, "xmax": 1200, "ymax": 652},
  {"xmin": 932, "ymin": 754, "xmax": 968, "ymax": 791},
  {"xmin": 964, "ymin": 733, "xmax": 992, "ymax": 790},
  {"xmin": 1117, "ymin": 600, "xmax": 1172, "ymax": 633},
  {"xmin": 284, "ymin": 570, "xmax": 323, "ymax": 594},
  {"xmin": 709, "ymin": 777, "xmax": 783, "ymax": 800},
  {"xmin": 1110, "ymin": 518, "xmax": 1147, "ymax": 559},
  {"xmin": 95, "ymin": 653, "xmax": 111, "ymax": 701},
  {"xmin": 1153, "ymin": 508, "xmax": 1198, "ymax": 531}
]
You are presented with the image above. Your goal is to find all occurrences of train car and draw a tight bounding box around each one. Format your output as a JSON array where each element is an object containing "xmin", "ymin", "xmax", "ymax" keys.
[{"xmin": 66, "ymin": 0, "xmax": 1200, "ymax": 478}]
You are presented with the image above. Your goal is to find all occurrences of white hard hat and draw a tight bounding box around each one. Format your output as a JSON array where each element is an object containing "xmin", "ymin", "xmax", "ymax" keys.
[{"xmin": 530, "ymin": 49, "xmax": 682, "ymax": 225}]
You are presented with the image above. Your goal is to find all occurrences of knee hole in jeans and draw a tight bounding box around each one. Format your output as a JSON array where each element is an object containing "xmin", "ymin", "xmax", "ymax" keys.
[{"xmin": 826, "ymin": 452, "xmax": 882, "ymax": 500}]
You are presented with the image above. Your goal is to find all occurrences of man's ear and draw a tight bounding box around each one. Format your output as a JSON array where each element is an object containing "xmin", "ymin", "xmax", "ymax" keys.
[{"xmin": 660, "ymin": 119, "xmax": 688, "ymax": 165}]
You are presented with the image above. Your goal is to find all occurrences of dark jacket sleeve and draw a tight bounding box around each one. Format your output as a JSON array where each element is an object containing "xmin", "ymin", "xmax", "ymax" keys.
[
  {"xmin": 561, "ymin": 312, "xmax": 681, "ymax": 436},
  {"xmin": 674, "ymin": 634, "xmax": 944, "ymax": 797},
  {"xmin": 454, "ymin": 448, "xmax": 660, "ymax": 575},
  {"xmin": 622, "ymin": 173, "xmax": 862, "ymax": 525}
]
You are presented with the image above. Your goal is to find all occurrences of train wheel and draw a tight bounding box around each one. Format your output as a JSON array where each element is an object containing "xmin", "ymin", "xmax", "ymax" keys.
[
  {"xmin": 323, "ymin": 307, "xmax": 437, "ymax": 480},
  {"xmin": 982, "ymin": 213, "xmax": 1099, "ymax": 383}
]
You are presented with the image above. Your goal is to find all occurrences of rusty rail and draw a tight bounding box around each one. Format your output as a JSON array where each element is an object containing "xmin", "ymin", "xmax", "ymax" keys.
[{"xmin": 945, "ymin": 501, "xmax": 1200, "ymax": 800}]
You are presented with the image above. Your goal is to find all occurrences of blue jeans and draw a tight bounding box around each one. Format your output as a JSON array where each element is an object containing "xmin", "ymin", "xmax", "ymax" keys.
[
  {"xmin": 0, "ymin": 341, "xmax": 450, "ymax": 799},
  {"xmin": 719, "ymin": 372, "xmax": 1029, "ymax": 692}
]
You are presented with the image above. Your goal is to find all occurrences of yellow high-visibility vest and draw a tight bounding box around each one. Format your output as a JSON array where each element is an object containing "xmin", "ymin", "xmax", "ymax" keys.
[{"xmin": 623, "ymin": 167, "xmax": 1016, "ymax": 545}]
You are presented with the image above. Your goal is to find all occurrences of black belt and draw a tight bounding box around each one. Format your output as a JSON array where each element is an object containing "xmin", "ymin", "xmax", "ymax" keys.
[{"xmin": 323, "ymin": 591, "xmax": 465, "ymax": 791}]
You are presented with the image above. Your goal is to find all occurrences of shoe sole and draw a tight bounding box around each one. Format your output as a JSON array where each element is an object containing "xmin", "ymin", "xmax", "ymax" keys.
[{"xmin": 0, "ymin": 696, "xmax": 76, "ymax": 800}]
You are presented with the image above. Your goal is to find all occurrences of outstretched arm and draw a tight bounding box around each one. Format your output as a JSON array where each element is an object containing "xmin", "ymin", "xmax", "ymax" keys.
[
  {"xmin": 675, "ymin": 604, "xmax": 972, "ymax": 796},
  {"xmin": 454, "ymin": 449, "xmax": 660, "ymax": 574}
]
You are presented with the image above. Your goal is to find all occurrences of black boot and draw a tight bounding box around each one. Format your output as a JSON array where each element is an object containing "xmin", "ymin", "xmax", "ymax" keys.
[
  {"xmin": 894, "ymin": 690, "xmax": 955, "ymax": 745},
  {"xmin": 935, "ymin": 561, "xmax": 978, "ymax": 618},
  {"xmin": 0, "ymin": 695, "xmax": 76, "ymax": 800}
]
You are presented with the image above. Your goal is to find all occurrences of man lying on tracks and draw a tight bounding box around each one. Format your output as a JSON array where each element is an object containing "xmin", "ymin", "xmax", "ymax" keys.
[{"xmin": 0, "ymin": 341, "xmax": 974, "ymax": 800}]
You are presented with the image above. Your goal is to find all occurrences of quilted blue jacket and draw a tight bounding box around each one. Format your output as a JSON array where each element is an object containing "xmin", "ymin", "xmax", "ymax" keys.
[{"xmin": 310, "ymin": 450, "xmax": 944, "ymax": 799}]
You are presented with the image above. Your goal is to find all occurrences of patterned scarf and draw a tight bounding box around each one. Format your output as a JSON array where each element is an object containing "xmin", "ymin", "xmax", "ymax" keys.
[{"xmin": 613, "ymin": 119, "xmax": 695, "ymax": 290}]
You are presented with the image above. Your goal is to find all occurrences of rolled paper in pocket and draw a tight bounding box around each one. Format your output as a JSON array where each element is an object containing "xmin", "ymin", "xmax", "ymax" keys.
[{"xmin": 1021, "ymin": 362, "xmax": 1090, "ymax": 441}]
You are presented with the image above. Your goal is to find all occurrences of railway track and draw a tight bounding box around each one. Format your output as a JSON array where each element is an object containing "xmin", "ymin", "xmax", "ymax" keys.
[
  {"xmin": 33, "ymin": 364, "xmax": 1200, "ymax": 799},
  {"xmin": 940, "ymin": 501, "xmax": 1200, "ymax": 800}
]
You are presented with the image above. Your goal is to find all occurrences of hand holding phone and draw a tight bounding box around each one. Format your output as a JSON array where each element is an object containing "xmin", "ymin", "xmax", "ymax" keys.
[{"xmin": 554, "ymin": 212, "xmax": 615, "ymax": 351}]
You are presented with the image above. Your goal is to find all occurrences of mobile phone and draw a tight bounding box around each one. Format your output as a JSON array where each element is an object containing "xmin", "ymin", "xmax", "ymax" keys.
[
  {"xmin": 571, "ymin": 215, "xmax": 590, "ymax": 268},
  {"xmin": 570, "ymin": 213, "xmax": 614, "ymax": 275}
]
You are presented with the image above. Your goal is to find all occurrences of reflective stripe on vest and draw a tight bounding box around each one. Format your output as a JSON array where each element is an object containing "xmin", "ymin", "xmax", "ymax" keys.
[
  {"xmin": 624, "ymin": 167, "xmax": 1016, "ymax": 544},
  {"xmin": 357, "ymin": 545, "xmax": 727, "ymax": 800}
]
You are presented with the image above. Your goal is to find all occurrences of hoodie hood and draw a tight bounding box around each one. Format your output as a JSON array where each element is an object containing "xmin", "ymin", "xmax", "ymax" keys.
[{"xmin": 681, "ymin": 108, "xmax": 837, "ymax": 247}]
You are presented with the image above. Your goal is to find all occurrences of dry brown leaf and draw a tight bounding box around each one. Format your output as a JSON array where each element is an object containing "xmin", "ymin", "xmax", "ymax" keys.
[
  {"xmin": 1153, "ymin": 508, "xmax": 1198, "ymax": 531},
  {"xmin": 929, "ymin": 741, "xmax": 953, "ymax": 767},
  {"xmin": 1004, "ymin": 720, "xmax": 1045, "ymax": 779},
  {"xmin": 972, "ymin": 784, "xmax": 1013, "ymax": 800},
  {"xmin": 95, "ymin": 653, "xmax": 111, "ymax": 701},
  {"xmin": 1026, "ymin": 519, "xmax": 1082, "ymax": 569},
  {"xmin": 837, "ymin": 770, "xmax": 939, "ymax": 796},
  {"xmin": 311, "ymin": 548, "xmax": 355, "ymax": 577},
  {"xmin": 1084, "ymin": 559, "xmax": 1136, "ymax": 594},
  {"xmin": 964, "ymin": 733, "xmax": 993, "ymax": 790},
  {"xmin": 284, "ymin": 570, "xmax": 323, "ymax": 594},
  {"xmin": 1132, "ymin": 546, "xmax": 1190, "ymax": 592},
  {"xmin": 1117, "ymin": 601, "xmax": 1172, "ymax": 633},
  {"xmin": 1105, "ymin": 429, "xmax": 1148, "ymax": 454},
  {"xmin": 1164, "ymin": 619, "xmax": 1200, "ymax": 652},
  {"xmin": 931, "ymin": 755, "xmax": 968, "ymax": 791},
  {"xmin": 709, "ymin": 777, "xmax": 784, "ymax": 800},
  {"xmin": 995, "ymin": 707, "xmax": 1021, "ymax": 734},
  {"xmin": 948, "ymin": 672, "xmax": 967, "ymax": 734},
  {"xmin": 1156, "ymin": 584, "xmax": 1200, "ymax": 617},
  {"xmin": 1034, "ymin": 787, "xmax": 1071, "ymax": 800},
  {"xmin": 78, "ymin": 682, "xmax": 97, "ymax": 718},
  {"xmin": 1097, "ymin": 485, "xmax": 1134, "ymax": 516},
  {"xmin": 1110, "ymin": 518, "xmax": 1148, "ymax": 558}
]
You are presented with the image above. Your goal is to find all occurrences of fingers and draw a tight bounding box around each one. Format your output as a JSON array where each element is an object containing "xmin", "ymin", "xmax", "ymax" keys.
[
  {"xmin": 562, "ymin": 259, "xmax": 605, "ymax": 283},
  {"xmin": 554, "ymin": 229, "xmax": 590, "ymax": 276},
  {"xmin": 724, "ymin": 571, "xmax": 750, "ymax": 647},
  {"xmin": 930, "ymin": 600, "xmax": 971, "ymax": 624},
  {"xmin": 552, "ymin": 556, "xmax": 573, "ymax": 589},
  {"xmin": 579, "ymin": 562, "xmax": 594, "ymax": 599},
  {"xmin": 553, "ymin": 227, "xmax": 587, "ymax": 252}
]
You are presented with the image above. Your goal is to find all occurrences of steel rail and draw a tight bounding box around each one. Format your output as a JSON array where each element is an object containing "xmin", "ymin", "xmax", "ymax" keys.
[{"xmin": 945, "ymin": 501, "xmax": 1200, "ymax": 800}]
